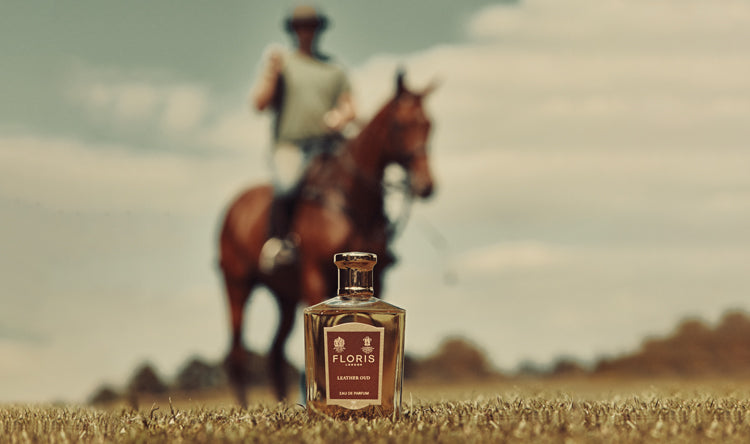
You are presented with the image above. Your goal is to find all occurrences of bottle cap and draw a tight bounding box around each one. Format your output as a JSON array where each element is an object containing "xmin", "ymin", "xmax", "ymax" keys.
[{"xmin": 335, "ymin": 252, "xmax": 377, "ymax": 297}]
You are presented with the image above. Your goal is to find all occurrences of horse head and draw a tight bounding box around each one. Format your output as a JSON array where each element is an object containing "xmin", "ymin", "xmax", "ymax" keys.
[{"xmin": 385, "ymin": 71, "xmax": 437, "ymax": 199}]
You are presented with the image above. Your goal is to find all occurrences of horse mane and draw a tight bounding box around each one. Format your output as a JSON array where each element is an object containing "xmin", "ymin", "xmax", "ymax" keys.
[
  {"xmin": 351, "ymin": 97, "xmax": 396, "ymax": 153},
  {"xmin": 343, "ymin": 91, "xmax": 408, "ymax": 176},
  {"xmin": 300, "ymin": 93, "xmax": 403, "ymax": 229}
]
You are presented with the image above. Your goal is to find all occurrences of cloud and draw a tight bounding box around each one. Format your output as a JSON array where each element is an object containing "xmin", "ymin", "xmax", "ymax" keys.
[
  {"xmin": 68, "ymin": 67, "xmax": 269, "ymax": 153},
  {"xmin": 343, "ymin": 0, "xmax": 750, "ymax": 251},
  {"xmin": 161, "ymin": 85, "xmax": 208, "ymax": 132},
  {"xmin": 72, "ymin": 78, "xmax": 211, "ymax": 136},
  {"xmin": 388, "ymin": 1, "xmax": 750, "ymax": 159},
  {"xmin": 0, "ymin": 133, "xmax": 267, "ymax": 213},
  {"xmin": 76, "ymin": 80, "xmax": 162, "ymax": 125},
  {"xmin": 202, "ymin": 108, "xmax": 270, "ymax": 153},
  {"xmin": 0, "ymin": 67, "xmax": 273, "ymax": 213},
  {"xmin": 453, "ymin": 241, "xmax": 566, "ymax": 275},
  {"xmin": 467, "ymin": 2, "xmax": 525, "ymax": 40},
  {"xmin": 467, "ymin": 0, "xmax": 750, "ymax": 47}
]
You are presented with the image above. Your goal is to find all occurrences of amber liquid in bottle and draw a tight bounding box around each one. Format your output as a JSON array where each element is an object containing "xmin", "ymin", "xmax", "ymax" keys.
[{"xmin": 304, "ymin": 252, "xmax": 405, "ymax": 419}]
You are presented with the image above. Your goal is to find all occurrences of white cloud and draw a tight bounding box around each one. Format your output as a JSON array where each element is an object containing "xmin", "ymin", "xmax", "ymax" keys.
[
  {"xmin": 0, "ymin": 133, "xmax": 267, "ymax": 213},
  {"xmin": 69, "ymin": 71, "xmax": 271, "ymax": 156},
  {"xmin": 202, "ymin": 108, "xmax": 270, "ymax": 153},
  {"xmin": 161, "ymin": 85, "xmax": 208, "ymax": 132},
  {"xmin": 454, "ymin": 241, "xmax": 566, "ymax": 275},
  {"xmin": 77, "ymin": 81, "xmax": 161, "ymax": 124},
  {"xmin": 343, "ymin": 0, "xmax": 750, "ymax": 245},
  {"xmin": 467, "ymin": 3, "xmax": 525, "ymax": 40},
  {"xmin": 112, "ymin": 83, "xmax": 161, "ymax": 122},
  {"xmin": 1, "ymin": 67, "xmax": 274, "ymax": 213},
  {"xmin": 467, "ymin": 0, "xmax": 750, "ymax": 47}
]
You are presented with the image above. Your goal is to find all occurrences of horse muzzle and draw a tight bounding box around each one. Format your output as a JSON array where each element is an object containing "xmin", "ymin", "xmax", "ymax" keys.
[
  {"xmin": 408, "ymin": 149, "xmax": 435, "ymax": 199},
  {"xmin": 411, "ymin": 177, "xmax": 435, "ymax": 199}
]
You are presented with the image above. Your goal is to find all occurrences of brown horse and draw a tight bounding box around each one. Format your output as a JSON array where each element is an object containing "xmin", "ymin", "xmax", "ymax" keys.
[{"xmin": 218, "ymin": 72, "xmax": 435, "ymax": 406}]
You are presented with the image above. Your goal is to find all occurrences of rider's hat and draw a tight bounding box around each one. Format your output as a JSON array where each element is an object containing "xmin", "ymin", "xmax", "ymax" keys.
[{"xmin": 284, "ymin": 4, "xmax": 329, "ymax": 33}]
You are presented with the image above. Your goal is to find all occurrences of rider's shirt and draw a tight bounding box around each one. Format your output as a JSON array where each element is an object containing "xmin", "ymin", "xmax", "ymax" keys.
[{"xmin": 274, "ymin": 51, "xmax": 350, "ymax": 144}]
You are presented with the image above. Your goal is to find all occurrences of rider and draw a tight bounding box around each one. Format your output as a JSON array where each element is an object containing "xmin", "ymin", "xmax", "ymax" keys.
[{"xmin": 251, "ymin": 4, "xmax": 356, "ymax": 272}]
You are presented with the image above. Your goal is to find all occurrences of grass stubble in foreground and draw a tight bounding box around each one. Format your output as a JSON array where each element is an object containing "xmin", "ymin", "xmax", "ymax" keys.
[{"xmin": 4, "ymin": 382, "xmax": 750, "ymax": 443}]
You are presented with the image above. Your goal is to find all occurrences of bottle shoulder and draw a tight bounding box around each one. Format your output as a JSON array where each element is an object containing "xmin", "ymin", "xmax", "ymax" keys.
[{"xmin": 304, "ymin": 296, "xmax": 404, "ymax": 314}]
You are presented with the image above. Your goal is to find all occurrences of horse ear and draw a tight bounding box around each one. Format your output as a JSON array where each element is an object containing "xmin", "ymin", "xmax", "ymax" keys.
[{"xmin": 395, "ymin": 68, "xmax": 406, "ymax": 97}]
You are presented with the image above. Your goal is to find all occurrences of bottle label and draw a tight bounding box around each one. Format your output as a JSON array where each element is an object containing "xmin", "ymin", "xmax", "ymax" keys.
[{"xmin": 324, "ymin": 322, "xmax": 384, "ymax": 409}]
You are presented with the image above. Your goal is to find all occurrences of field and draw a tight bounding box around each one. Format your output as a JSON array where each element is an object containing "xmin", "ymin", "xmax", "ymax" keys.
[{"xmin": 4, "ymin": 379, "xmax": 750, "ymax": 443}]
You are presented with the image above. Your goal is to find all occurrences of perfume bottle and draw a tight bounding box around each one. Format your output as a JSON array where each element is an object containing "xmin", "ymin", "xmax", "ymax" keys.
[{"xmin": 304, "ymin": 252, "xmax": 405, "ymax": 419}]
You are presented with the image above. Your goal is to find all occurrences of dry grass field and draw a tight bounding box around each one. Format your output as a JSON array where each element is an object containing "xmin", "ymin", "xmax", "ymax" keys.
[{"xmin": 5, "ymin": 379, "xmax": 750, "ymax": 443}]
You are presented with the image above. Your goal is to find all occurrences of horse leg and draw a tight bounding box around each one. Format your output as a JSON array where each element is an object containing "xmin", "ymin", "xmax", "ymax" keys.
[
  {"xmin": 268, "ymin": 295, "xmax": 297, "ymax": 401},
  {"xmin": 223, "ymin": 273, "xmax": 254, "ymax": 408}
]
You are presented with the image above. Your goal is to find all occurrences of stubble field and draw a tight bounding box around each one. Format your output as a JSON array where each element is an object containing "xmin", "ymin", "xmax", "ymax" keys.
[{"xmin": 4, "ymin": 379, "xmax": 750, "ymax": 443}]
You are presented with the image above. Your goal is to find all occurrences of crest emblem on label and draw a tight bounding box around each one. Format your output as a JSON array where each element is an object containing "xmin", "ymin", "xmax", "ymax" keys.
[
  {"xmin": 324, "ymin": 323, "xmax": 384, "ymax": 410},
  {"xmin": 333, "ymin": 336, "xmax": 345, "ymax": 353},
  {"xmin": 361, "ymin": 336, "xmax": 374, "ymax": 354}
]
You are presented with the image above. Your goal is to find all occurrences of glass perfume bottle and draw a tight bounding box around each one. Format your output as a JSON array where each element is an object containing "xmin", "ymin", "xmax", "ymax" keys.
[{"xmin": 304, "ymin": 252, "xmax": 405, "ymax": 419}]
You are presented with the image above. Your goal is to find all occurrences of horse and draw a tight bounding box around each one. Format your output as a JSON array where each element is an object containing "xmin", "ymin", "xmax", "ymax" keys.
[{"xmin": 218, "ymin": 71, "xmax": 436, "ymax": 406}]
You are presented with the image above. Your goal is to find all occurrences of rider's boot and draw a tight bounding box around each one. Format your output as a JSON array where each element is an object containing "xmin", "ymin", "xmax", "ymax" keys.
[{"xmin": 260, "ymin": 194, "xmax": 299, "ymax": 273}]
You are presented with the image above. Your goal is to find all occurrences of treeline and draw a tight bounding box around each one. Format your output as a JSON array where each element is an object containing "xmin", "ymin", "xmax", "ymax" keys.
[
  {"xmin": 90, "ymin": 310, "xmax": 750, "ymax": 403},
  {"xmin": 88, "ymin": 336, "xmax": 500, "ymax": 404},
  {"xmin": 594, "ymin": 311, "xmax": 750, "ymax": 377},
  {"xmin": 521, "ymin": 310, "xmax": 750, "ymax": 378}
]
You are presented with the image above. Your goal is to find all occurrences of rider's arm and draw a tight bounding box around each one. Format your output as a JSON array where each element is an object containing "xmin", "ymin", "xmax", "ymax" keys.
[
  {"xmin": 324, "ymin": 91, "xmax": 356, "ymax": 131},
  {"xmin": 251, "ymin": 50, "xmax": 283, "ymax": 112}
]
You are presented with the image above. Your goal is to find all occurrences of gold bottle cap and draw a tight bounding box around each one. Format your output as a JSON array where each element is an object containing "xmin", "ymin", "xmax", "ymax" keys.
[{"xmin": 334, "ymin": 252, "xmax": 377, "ymax": 296}]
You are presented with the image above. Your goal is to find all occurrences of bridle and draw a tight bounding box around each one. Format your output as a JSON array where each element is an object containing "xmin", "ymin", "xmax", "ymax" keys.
[{"xmin": 382, "ymin": 166, "xmax": 414, "ymax": 240}]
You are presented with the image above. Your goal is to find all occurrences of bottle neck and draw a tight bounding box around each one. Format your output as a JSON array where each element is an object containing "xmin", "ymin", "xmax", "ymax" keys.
[{"xmin": 337, "ymin": 267, "xmax": 374, "ymax": 298}]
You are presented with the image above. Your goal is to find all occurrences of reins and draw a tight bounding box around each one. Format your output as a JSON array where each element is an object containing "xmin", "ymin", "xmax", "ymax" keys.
[{"xmin": 383, "ymin": 172, "xmax": 414, "ymax": 241}]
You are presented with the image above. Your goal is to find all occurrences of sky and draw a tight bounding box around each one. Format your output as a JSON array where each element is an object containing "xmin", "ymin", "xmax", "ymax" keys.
[{"xmin": 1, "ymin": 0, "xmax": 749, "ymax": 403}]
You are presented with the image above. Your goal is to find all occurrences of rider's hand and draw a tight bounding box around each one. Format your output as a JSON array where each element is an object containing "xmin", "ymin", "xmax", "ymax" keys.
[
  {"xmin": 323, "ymin": 109, "xmax": 344, "ymax": 131},
  {"xmin": 266, "ymin": 49, "xmax": 283, "ymax": 79},
  {"xmin": 252, "ymin": 48, "xmax": 284, "ymax": 112},
  {"xmin": 324, "ymin": 92, "xmax": 356, "ymax": 132}
]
